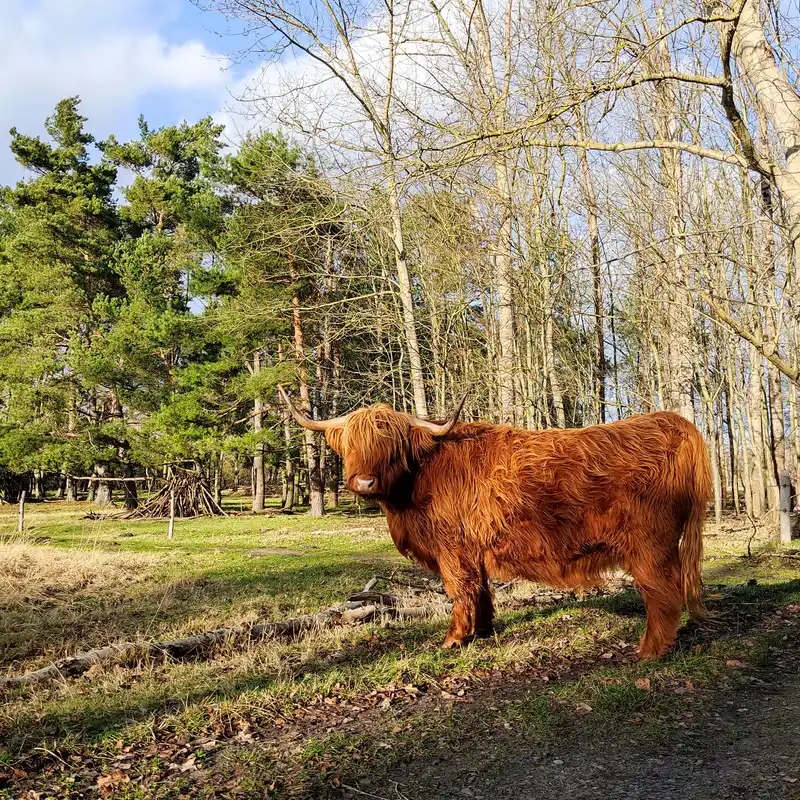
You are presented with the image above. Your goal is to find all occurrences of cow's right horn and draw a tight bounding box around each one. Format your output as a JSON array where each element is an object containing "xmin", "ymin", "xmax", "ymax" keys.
[
  {"xmin": 410, "ymin": 394, "xmax": 467, "ymax": 437},
  {"xmin": 278, "ymin": 386, "xmax": 350, "ymax": 431}
]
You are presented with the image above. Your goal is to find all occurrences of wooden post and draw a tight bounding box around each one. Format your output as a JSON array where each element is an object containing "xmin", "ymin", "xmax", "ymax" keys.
[
  {"xmin": 168, "ymin": 489, "xmax": 175, "ymax": 540},
  {"xmin": 17, "ymin": 490, "xmax": 25, "ymax": 533},
  {"xmin": 780, "ymin": 469, "xmax": 793, "ymax": 544}
]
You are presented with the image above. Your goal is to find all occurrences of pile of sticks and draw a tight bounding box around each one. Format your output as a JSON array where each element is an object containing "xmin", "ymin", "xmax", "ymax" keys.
[{"xmin": 123, "ymin": 471, "xmax": 224, "ymax": 519}]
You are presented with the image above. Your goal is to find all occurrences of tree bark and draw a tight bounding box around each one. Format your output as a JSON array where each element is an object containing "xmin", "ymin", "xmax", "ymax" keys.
[
  {"xmin": 731, "ymin": 0, "xmax": 800, "ymax": 244},
  {"xmin": 251, "ymin": 350, "xmax": 265, "ymax": 514},
  {"xmin": 386, "ymin": 172, "xmax": 429, "ymax": 417},
  {"xmin": 577, "ymin": 142, "xmax": 606, "ymax": 423},
  {"xmin": 289, "ymin": 252, "xmax": 324, "ymax": 517},
  {"xmin": 214, "ymin": 454, "xmax": 223, "ymax": 507},
  {"xmin": 94, "ymin": 464, "xmax": 112, "ymax": 506},
  {"xmin": 653, "ymin": 11, "xmax": 695, "ymax": 422}
]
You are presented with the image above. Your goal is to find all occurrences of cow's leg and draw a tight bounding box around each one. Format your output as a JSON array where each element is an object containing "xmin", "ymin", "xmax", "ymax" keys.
[
  {"xmin": 440, "ymin": 559, "xmax": 483, "ymax": 648},
  {"xmin": 630, "ymin": 547, "xmax": 683, "ymax": 660},
  {"xmin": 474, "ymin": 579, "xmax": 495, "ymax": 638}
]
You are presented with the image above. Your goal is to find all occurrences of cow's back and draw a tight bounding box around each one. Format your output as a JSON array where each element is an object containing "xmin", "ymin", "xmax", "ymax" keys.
[{"xmin": 394, "ymin": 412, "xmax": 699, "ymax": 562}]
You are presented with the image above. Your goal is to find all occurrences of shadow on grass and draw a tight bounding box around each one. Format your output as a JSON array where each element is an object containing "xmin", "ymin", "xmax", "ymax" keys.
[
  {"xmin": 0, "ymin": 614, "xmax": 455, "ymax": 755},
  {"xmin": 0, "ymin": 553, "xmax": 393, "ymax": 670},
  {"xmin": 492, "ymin": 578, "xmax": 800, "ymax": 657},
  {"xmin": 6, "ymin": 579, "xmax": 800, "ymax": 764}
]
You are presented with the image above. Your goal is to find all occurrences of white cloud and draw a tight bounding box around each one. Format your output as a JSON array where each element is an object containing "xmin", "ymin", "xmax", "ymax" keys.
[{"xmin": 0, "ymin": 0, "xmax": 230, "ymax": 184}]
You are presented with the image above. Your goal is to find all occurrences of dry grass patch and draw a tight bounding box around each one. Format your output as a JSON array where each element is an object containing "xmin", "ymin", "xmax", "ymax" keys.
[
  {"xmin": 0, "ymin": 542, "xmax": 166, "ymax": 671},
  {"xmin": 0, "ymin": 541, "xmax": 161, "ymax": 606}
]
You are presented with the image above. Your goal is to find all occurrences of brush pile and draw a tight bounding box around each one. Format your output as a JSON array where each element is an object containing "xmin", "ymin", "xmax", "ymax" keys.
[{"xmin": 123, "ymin": 470, "xmax": 224, "ymax": 519}]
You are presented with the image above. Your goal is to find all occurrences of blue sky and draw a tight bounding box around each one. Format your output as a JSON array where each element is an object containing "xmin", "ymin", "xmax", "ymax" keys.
[{"xmin": 0, "ymin": 0, "xmax": 257, "ymax": 185}]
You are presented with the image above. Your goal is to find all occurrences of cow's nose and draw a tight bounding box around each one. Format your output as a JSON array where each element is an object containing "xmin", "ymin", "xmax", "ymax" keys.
[{"xmin": 356, "ymin": 476, "xmax": 376, "ymax": 493}]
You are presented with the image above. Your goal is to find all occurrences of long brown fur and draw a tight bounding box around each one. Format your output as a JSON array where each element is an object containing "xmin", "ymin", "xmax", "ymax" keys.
[{"xmin": 324, "ymin": 408, "xmax": 712, "ymax": 660}]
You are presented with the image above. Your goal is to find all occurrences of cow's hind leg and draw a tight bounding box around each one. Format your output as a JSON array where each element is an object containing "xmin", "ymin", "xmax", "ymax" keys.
[
  {"xmin": 630, "ymin": 548, "xmax": 682, "ymax": 660},
  {"xmin": 475, "ymin": 580, "xmax": 495, "ymax": 639}
]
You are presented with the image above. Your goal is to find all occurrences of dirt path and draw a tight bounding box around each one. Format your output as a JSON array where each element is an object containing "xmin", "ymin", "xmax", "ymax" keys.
[{"xmin": 373, "ymin": 648, "xmax": 800, "ymax": 800}]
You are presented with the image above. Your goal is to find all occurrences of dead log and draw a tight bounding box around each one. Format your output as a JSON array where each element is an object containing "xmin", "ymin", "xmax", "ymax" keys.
[{"xmin": 0, "ymin": 600, "xmax": 447, "ymax": 690}]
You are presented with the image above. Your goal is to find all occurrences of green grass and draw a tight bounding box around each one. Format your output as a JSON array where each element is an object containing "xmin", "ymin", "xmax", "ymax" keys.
[{"xmin": 1, "ymin": 500, "xmax": 799, "ymax": 798}]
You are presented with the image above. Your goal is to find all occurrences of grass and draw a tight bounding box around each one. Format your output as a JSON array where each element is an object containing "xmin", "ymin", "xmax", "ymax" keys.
[{"xmin": 0, "ymin": 499, "xmax": 799, "ymax": 798}]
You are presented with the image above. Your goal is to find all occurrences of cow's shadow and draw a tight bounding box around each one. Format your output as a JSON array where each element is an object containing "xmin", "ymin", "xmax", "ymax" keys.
[{"xmin": 492, "ymin": 577, "xmax": 800, "ymax": 653}]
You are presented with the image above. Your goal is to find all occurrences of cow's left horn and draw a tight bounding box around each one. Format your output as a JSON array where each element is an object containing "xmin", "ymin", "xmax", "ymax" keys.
[
  {"xmin": 278, "ymin": 386, "xmax": 350, "ymax": 431},
  {"xmin": 410, "ymin": 394, "xmax": 467, "ymax": 437}
]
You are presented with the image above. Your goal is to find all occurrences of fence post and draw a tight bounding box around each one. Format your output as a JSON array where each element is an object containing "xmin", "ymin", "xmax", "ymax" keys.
[
  {"xmin": 17, "ymin": 490, "xmax": 25, "ymax": 533},
  {"xmin": 168, "ymin": 489, "xmax": 176, "ymax": 540},
  {"xmin": 780, "ymin": 470, "xmax": 792, "ymax": 544}
]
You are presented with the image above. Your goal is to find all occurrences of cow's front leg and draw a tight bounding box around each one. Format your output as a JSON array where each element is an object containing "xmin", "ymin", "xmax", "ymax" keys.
[{"xmin": 440, "ymin": 562, "xmax": 484, "ymax": 648}]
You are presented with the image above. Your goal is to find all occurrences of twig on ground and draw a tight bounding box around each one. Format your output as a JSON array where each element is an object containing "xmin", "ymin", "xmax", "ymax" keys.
[
  {"xmin": 347, "ymin": 591, "xmax": 399, "ymax": 606},
  {"xmin": 378, "ymin": 572, "xmax": 446, "ymax": 595},
  {"xmin": 340, "ymin": 784, "xmax": 392, "ymax": 800}
]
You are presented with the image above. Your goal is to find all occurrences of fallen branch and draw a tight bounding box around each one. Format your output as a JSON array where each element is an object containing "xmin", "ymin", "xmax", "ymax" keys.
[
  {"xmin": 347, "ymin": 591, "xmax": 399, "ymax": 606},
  {"xmin": 378, "ymin": 573, "xmax": 447, "ymax": 595},
  {"xmin": 0, "ymin": 600, "xmax": 447, "ymax": 690}
]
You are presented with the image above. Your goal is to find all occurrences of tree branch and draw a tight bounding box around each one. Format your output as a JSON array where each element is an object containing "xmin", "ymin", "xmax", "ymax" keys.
[{"xmin": 702, "ymin": 292, "xmax": 799, "ymax": 382}]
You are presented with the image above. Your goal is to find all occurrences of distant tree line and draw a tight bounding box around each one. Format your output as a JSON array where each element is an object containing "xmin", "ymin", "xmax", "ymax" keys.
[{"xmin": 5, "ymin": 0, "xmax": 800, "ymax": 527}]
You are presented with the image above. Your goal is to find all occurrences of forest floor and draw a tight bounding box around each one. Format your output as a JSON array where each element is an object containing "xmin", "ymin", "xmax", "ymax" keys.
[{"xmin": 1, "ymin": 499, "xmax": 800, "ymax": 799}]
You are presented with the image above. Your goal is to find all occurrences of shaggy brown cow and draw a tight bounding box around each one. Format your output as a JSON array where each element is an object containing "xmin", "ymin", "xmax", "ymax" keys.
[{"xmin": 279, "ymin": 388, "xmax": 711, "ymax": 660}]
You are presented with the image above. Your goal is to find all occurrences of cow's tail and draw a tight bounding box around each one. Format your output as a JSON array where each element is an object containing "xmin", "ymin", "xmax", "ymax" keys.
[{"xmin": 677, "ymin": 424, "xmax": 712, "ymax": 621}]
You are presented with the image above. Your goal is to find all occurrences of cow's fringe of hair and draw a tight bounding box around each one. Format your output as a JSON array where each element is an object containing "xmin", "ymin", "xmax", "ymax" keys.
[
  {"xmin": 343, "ymin": 406, "xmax": 411, "ymax": 471},
  {"xmin": 341, "ymin": 406, "xmax": 439, "ymax": 474}
]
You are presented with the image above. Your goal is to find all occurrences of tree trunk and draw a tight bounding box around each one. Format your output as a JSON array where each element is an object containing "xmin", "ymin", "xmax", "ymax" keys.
[
  {"xmin": 65, "ymin": 472, "xmax": 76, "ymax": 503},
  {"xmin": 724, "ymin": 378, "xmax": 740, "ymax": 515},
  {"xmin": 289, "ymin": 251, "xmax": 324, "ymax": 516},
  {"xmin": 64, "ymin": 402, "xmax": 77, "ymax": 502},
  {"xmin": 748, "ymin": 352, "xmax": 767, "ymax": 516},
  {"xmin": 577, "ymin": 135, "xmax": 606, "ymax": 424},
  {"xmin": 731, "ymin": 0, "xmax": 800, "ymax": 245},
  {"xmin": 214, "ymin": 454, "xmax": 223, "ymax": 507},
  {"xmin": 251, "ymin": 351, "xmax": 265, "ymax": 514},
  {"xmin": 650, "ymin": 9, "xmax": 695, "ymax": 422},
  {"xmin": 122, "ymin": 465, "xmax": 138, "ymax": 511},
  {"xmin": 386, "ymin": 171, "xmax": 428, "ymax": 418},
  {"xmin": 94, "ymin": 464, "xmax": 112, "ymax": 506},
  {"xmin": 697, "ymin": 361, "xmax": 723, "ymax": 523},
  {"xmin": 493, "ymin": 157, "xmax": 517, "ymax": 424}
]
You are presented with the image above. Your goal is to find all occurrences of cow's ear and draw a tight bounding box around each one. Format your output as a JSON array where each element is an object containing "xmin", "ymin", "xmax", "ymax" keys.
[
  {"xmin": 325, "ymin": 427, "xmax": 345, "ymax": 455},
  {"xmin": 409, "ymin": 427, "xmax": 438, "ymax": 460}
]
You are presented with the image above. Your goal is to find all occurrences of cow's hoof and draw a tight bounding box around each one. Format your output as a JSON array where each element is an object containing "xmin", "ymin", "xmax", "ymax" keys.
[
  {"xmin": 637, "ymin": 645, "xmax": 670, "ymax": 661},
  {"xmin": 636, "ymin": 650, "xmax": 658, "ymax": 662}
]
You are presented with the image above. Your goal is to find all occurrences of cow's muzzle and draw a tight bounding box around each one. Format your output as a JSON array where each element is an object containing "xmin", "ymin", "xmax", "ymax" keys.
[{"xmin": 348, "ymin": 473, "xmax": 379, "ymax": 496}]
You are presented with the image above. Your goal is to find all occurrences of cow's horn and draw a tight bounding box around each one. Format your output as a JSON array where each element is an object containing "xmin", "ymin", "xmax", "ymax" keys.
[
  {"xmin": 278, "ymin": 386, "xmax": 350, "ymax": 431},
  {"xmin": 410, "ymin": 394, "xmax": 467, "ymax": 437}
]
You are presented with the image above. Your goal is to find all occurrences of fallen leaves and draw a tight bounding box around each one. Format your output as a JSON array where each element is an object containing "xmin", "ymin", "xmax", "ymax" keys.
[
  {"xmin": 97, "ymin": 769, "xmax": 130, "ymax": 797},
  {"xmin": 635, "ymin": 678, "xmax": 651, "ymax": 691},
  {"xmin": 725, "ymin": 660, "xmax": 749, "ymax": 669}
]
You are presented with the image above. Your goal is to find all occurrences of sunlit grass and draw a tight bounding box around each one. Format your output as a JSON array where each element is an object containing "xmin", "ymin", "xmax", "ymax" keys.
[{"xmin": 0, "ymin": 501, "xmax": 799, "ymax": 797}]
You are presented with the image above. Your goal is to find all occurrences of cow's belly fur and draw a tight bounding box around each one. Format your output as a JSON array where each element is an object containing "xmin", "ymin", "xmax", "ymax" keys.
[{"xmin": 386, "ymin": 496, "xmax": 669, "ymax": 592}]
